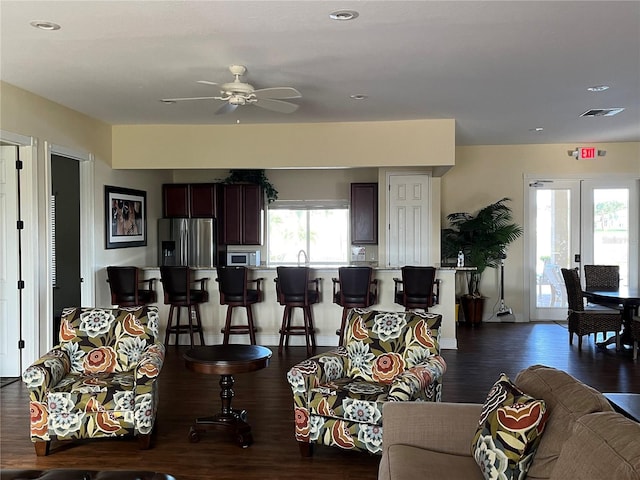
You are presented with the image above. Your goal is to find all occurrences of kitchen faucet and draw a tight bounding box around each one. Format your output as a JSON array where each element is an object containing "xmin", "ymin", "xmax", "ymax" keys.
[{"xmin": 297, "ymin": 249, "xmax": 309, "ymax": 266}]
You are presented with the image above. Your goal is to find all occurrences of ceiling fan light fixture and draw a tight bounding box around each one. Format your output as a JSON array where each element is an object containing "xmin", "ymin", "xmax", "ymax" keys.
[
  {"xmin": 30, "ymin": 20, "xmax": 61, "ymax": 31},
  {"xmin": 587, "ymin": 85, "xmax": 610, "ymax": 92},
  {"xmin": 329, "ymin": 10, "xmax": 359, "ymax": 21}
]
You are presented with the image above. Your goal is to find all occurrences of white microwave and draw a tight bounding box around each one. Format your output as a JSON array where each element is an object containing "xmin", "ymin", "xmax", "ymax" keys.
[{"xmin": 227, "ymin": 250, "xmax": 261, "ymax": 267}]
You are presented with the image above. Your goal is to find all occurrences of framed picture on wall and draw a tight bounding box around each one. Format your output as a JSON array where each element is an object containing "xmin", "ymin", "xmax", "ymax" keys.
[{"xmin": 105, "ymin": 185, "xmax": 147, "ymax": 249}]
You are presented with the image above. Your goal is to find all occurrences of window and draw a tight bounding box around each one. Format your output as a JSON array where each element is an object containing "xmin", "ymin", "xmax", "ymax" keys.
[{"xmin": 268, "ymin": 201, "xmax": 349, "ymax": 265}]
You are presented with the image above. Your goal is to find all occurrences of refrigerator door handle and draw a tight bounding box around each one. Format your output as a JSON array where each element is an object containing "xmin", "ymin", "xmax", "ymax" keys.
[{"xmin": 180, "ymin": 220, "xmax": 188, "ymax": 266}]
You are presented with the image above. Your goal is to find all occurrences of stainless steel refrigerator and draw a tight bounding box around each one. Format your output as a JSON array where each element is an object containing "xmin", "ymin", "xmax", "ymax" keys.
[{"xmin": 158, "ymin": 218, "xmax": 217, "ymax": 267}]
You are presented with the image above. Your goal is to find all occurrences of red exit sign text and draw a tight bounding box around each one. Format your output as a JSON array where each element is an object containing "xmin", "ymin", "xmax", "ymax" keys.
[{"xmin": 578, "ymin": 147, "xmax": 597, "ymax": 159}]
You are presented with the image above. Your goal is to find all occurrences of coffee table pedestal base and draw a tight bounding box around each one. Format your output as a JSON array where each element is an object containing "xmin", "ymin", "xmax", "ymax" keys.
[
  {"xmin": 188, "ymin": 373, "xmax": 253, "ymax": 447},
  {"xmin": 189, "ymin": 410, "xmax": 253, "ymax": 447}
]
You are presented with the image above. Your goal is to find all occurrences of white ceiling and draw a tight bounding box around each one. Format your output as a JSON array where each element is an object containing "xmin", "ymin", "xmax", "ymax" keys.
[{"xmin": 1, "ymin": 1, "xmax": 639, "ymax": 146}]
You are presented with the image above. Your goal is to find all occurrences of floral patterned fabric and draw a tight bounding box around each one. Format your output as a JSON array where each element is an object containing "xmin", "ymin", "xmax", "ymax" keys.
[
  {"xmin": 22, "ymin": 306, "xmax": 164, "ymax": 445},
  {"xmin": 472, "ymin": 373, "xmax": 549, "ymax": 480},
  {"xmin": 287, "ymin": 309, "xmax": 446, "ymax": 454}
]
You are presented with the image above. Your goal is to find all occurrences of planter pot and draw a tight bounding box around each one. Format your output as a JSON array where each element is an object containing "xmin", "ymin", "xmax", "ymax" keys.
[{"xmin": 460, "ymin": 295, "xmax": 485, "ymax": 325}]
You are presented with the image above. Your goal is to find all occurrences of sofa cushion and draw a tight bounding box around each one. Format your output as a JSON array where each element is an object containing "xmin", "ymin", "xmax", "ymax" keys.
[
  {"xmin": 550, "ymin": 412, "xmax": 640, "ymax": 479},
  {"xmin": 308, "ymin": 377, "xmax": 387, "ymax": 426},
  {"xmin": 515, "ymin": 364, "xmax": 613, "ymax": 480},
  {"xmin": 387, "ymin": 444, "xmax": 484, "ymax": 480},
  {"xmin": 472, "ymin": 373, "xmax": 549, "ymax": 480}
]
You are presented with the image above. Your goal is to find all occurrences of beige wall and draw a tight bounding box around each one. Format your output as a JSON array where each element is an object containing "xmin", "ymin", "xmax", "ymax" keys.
[
  {"xmin": 111, "ymin": 120, "xmax": 456, "ymax": 170},
  {"xmin": 444, "ymin": 143, "xmax": 640, "ymax": 320},
  {"xmin": 0, "ymin": 81, "xmax": 172, "ymax": 352}
]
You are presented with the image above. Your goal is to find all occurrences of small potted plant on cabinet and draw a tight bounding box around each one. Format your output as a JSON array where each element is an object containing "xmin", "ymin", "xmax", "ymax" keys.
[{"xmin": 441, "ymin": 197, "xmax": 523, "ymax": 324}]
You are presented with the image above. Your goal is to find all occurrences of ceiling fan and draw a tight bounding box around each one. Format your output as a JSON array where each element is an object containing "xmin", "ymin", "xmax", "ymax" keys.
[{"xmin": 161, "ymin": 65, "xmax": 301, "ymax": 114}]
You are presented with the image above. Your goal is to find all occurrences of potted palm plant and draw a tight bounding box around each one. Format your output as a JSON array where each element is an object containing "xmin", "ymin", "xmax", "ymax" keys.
[{"xmin": 441, "ymin": 197, "xmax": 523, "ymax": 324}]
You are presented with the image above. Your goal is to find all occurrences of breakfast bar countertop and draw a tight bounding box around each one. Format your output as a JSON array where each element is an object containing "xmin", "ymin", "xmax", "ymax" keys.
[{"xmin": 137, "ymin": 265, "xmax": 459, "ymax": 350}]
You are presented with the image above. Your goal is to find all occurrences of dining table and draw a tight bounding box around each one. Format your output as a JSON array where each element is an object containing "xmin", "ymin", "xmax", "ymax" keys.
[{"xmin": 584, "ymin": 286, "xmax": 640, "ymax": 349}]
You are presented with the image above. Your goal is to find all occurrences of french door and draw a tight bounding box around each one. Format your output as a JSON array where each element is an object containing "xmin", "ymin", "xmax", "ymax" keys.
[{"xmin": 527, "ymin": 177, "xmax": 638, "ymax": 320}]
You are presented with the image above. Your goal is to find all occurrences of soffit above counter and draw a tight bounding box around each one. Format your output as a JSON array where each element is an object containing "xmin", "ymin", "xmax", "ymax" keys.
[{"xmin": 111, "ymin": 119, "xmax": 455, "ymax": 174}]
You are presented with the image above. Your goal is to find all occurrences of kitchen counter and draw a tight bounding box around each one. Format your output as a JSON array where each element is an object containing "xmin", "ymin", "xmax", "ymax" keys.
[{"xmin": 137, "ymin": 266, "xmax": 459, "ymax": 349}]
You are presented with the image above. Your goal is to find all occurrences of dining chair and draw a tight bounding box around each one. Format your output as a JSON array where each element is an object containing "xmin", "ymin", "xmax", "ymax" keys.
[
  {"xmin": 560, "ymin": 267, "xmax": 622, "ymax": 351},
  {"xmin": 583, "ymin": 264, "xmax": 622, "ymax": 341}
]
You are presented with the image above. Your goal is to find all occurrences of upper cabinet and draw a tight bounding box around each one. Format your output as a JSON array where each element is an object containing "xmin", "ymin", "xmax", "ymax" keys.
[
  {"xmin": 162, "ymin": 183, "xmax": 218, "ymax": 218},
  {"xmin": 189, "ymin": 183, "xmax": 218, "ymax": 218},
  {"xmin": 350, "ymin": 183, "xmax": 378, "ymax": 245},
  {"xmin": 221, "ymin": 184, "xmax": 264, "ymax": 245},
  {"xmin": 162, "ymin": 183, "xmax": 190, "ymax": 218}
]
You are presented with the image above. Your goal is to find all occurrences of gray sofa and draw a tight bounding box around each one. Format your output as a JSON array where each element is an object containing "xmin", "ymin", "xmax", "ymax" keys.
[{"xmin": 379, "ymin": 365, "xmax": 640, "ymax": 480}]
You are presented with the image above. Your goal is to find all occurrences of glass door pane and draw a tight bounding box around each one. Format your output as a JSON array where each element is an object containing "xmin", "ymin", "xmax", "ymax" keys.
[
  {"xmin": 582, "ymin": 180, "xmax": 639, "ymax": 289},
  {"xmin": 528, "ymin": 180, "xmax": 580, "ymax": 320}
]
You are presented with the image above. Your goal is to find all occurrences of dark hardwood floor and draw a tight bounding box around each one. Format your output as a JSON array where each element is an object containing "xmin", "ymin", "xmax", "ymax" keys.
[{"xmin": 1, "ymin": 321, "xmax": 638, "ymax": 479}]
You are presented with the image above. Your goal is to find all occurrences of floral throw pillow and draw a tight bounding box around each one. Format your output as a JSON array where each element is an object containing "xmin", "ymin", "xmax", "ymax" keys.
[{"xmin": 472, "ymin": 373, "xmax": 549, "ymax": 480}]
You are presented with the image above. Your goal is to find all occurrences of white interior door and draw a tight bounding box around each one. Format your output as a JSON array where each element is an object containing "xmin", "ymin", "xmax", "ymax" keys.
[
  {"xmin": 0, "ymin": 145, "xmax": 21, "ymax": 376},
  {"xmin": 527, "ymin": 177, "xmax": 639, "ymax": 321},
  {"xmin": 387, "ymin": 173, "xmax": 430, "ymax": 267}
]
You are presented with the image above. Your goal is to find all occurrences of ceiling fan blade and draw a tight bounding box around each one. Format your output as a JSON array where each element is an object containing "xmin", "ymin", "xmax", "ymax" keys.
[
  {"xmin": 196, "ymin": 80, "xmax": 219, "ymax": 86},
  {"xmin": 255, "ymin": 98, "xmax": 299, "ymax": 114},
  {"xmin": 215, "ymin": 102, "xmax": 238, "ymax": 115},
  {"xmin": 253, "ymin": 87, "xmax": 301, "ymax": 100},
  {"xmin": 161, "ymin": 96, "xmax": 221, "ymax": 102}
]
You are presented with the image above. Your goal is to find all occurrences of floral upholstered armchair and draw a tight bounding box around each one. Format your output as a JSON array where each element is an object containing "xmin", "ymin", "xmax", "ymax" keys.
[
  {"xmin": 22, "ymin": 306, "xmax": 165, "ymax": 455},
  {"xmin": 286, "ymin": 309, "xmax": 446, "ymax": 456}
]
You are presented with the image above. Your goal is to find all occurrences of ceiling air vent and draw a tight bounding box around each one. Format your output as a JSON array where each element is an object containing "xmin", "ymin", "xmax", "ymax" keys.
[{"xmin": 580, "ymin": 108, "xmax": 625, "ymax": 117}]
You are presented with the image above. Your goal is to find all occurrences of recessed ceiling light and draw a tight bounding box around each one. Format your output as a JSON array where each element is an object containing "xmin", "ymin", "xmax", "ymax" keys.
[
  {"xmin": 350, "ymin": 94, "xmax": 368, "ymax": 100},
  {"xmin": 30, "ymin": 20, "xmax": 61, "ymax": 31},
  {"xmin": 529, "ymin": 127, "xmax": 544, "ymax": 132},
  {"xmin": 587, "ymin": 85, "xmax": 609, "ymax": 92},
  {"xmin": 329, "ymin": 10, "xmax": 359, "ymax": 21}
]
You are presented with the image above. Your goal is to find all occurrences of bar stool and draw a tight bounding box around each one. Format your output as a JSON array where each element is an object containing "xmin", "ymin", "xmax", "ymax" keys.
[
  {"xmin": 332, "ymin": 266, "xmax": 378, "ymax": 346},
  {"xmin": 275, "ymin": 266, "xmax": 320, "ymax": 356},
  {"xmin": 393, "ymin": 266, "xmax": 440, "ymax": 311},
  {"xmin": 106, "ymin": 266, "xmax": 157, "ymax": 307},
  {"xmin": 216, "ymin": 266, "xmax": 263, "ymax": 345},
  {"xmin": 160, "ymin": 266, "xmax": 208, "ymax": 347}
]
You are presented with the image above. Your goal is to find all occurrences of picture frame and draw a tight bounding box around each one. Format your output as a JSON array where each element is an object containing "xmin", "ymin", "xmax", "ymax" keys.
[{"xmin": 105, "ymin": 185, "xmax": 147, "ymax": 249}]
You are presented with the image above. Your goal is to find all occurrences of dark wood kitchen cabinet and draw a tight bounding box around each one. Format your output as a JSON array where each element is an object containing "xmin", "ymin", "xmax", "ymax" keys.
[
  {"xmin": 162, "ymin": 183, "xmax": 190, "ymax": 218},
  {"xmin": 189, "ymin": 183, "xmax": 218, "ymax": 218},
  {"xmin": 221, "ymin": 184, "xmax": 264, "ymax": 245},
  {"xmin": 350, "ymin": 183, "xmax": 378, "ymax": 244},
  {"xmin": 162, "ymin": 183, "xmax": 218, "ymax": 218}
]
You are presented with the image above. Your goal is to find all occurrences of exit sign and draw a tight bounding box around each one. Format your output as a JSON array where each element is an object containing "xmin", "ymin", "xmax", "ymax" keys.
[{"xmin": 578, "ymin": 147, "xmax": 597, "ymax": 159}]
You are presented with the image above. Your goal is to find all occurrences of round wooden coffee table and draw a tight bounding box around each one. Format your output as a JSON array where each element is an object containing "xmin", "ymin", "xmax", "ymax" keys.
[{"xmin": 184, "ymin": 344, "xmax": 272, "ymax": 447}]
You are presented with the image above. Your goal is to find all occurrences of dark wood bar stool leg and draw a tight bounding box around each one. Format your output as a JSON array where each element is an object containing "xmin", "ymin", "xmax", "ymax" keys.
[
  {"xmin": 307, "ymin": 307, "xmax": 316, "ymax": 349},
  {"xmin": 188, "ymin": 306, "xmax": 196, "ymax": 348},
  {"xmin": 303, "ymin": 307, "xmax": 312, "ymax": 356},
  {"xmin": 164, "ymin": 305, "xmax": 175, "ymax": 346},
  {"xmin": 337, "ymin": 308, "xmax": 349, "ymax": 347},
  {"xmin": 278, "ymin": 306, "xmax": 290, "ymax": 355},
  {"xmin": 222, "ymin": 306, "xmax": 234, "ymax": 345},
  {"xmin": 195, "ymin": 305, "xmax": 205, "ymax": 345},
  {"xmin": 247, "ymin": 306, "xmax": 257, "ymax": 345}
]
